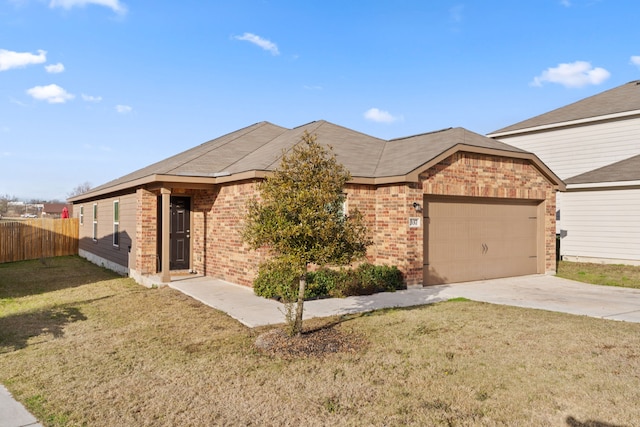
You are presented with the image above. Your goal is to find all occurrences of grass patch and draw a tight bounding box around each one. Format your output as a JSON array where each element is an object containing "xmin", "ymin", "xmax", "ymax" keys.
[
  {"xmin": 557, "ymin": 260, "xmax": 640, "ymax": 289},
  {"xmin": 1, "ymin": 257, "xmax": 640, "ymax": 426},
  {"xmin": 446, "ymin": 297, "xmax": 471, "ymax": 303}
]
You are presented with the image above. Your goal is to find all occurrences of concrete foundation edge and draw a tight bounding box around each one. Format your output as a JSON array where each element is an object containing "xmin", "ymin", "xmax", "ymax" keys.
[
  {"xmin": 79, "ymin": 249, "xmax": 128, "ymax": 276},
  {"xmin": 562, "ymin": 255, "xmax": 640, "ymax": 267}
]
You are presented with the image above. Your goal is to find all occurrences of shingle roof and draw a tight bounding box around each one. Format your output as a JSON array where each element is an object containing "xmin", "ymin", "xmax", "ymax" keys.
[
  {"xmin": 42, "ymin": 203, "xmax": 69, "ymax": 213},
  {"xmin": 490, "ymin": 80, "xmax": 640, "ymax": 135},
  {"xmin": 377, "ymin": 127, "xmax": 527, "ymax": 177},
  {"xmin": 565, "ymin": 154, "xmax": 640, "ymax": 185},
  {"xmin": 88, "ymin": 121, "xmax": 288, "ymax": 194},
  {"xmin": 72, "ymin": 120, "xmax": 560, "ymax": 201}
]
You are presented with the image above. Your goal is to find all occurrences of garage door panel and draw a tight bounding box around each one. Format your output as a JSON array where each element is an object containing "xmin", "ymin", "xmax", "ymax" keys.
[
  {"xmin": 482, "ymin": 255, "xmax": 537, "ymax": 278},
  {"xmin": 425, "ymin": 258, "xmax": 485, "ymax": 284},
  {"xmin": 429, "ymin": 219, "xmax": 471, "ymax": 241},
  {"xmin": 424, "ymin": 197, "xmax": 540, "ymax": 285}
]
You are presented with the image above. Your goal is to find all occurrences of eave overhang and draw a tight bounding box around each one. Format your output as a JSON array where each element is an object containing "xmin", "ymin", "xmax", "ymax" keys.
[
  {"xmin": 68, "ymin": 145, "xmax": 565, "ymax": 203},
  {"xmin": 565, "ymin": 180, "xmax": 640, "ymax": 192}
]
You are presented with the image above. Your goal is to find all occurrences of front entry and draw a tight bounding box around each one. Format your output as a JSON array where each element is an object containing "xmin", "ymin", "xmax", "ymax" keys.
[{"xmin": 170, "ymin": 196, "xmax": 191, "ymax": 270}]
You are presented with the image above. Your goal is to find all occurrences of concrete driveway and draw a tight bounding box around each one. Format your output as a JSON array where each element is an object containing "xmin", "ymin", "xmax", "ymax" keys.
[
  {"xmin": 170, "ymin": 274, "xmax": 640, "ymax": 327},
  {"xmin": 436, "ymin": 275, "xmax": 640, "ymax": 323}
]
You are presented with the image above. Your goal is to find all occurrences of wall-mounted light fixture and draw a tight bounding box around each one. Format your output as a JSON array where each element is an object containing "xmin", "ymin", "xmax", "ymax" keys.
[{"xmin": 412, "ymin": 202, "xmax": 422, "ymax": 212}]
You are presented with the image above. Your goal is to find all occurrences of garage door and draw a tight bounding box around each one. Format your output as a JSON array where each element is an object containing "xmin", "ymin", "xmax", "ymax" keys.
[{"xmin": 423, "ymin": 197, "xmax": 540, "ymax": 285}]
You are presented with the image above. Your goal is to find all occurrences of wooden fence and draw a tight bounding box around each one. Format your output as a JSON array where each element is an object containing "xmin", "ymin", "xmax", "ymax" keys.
[{"xmin": 0, "ymin": 218, "xmax": 79, "ymax": 263}]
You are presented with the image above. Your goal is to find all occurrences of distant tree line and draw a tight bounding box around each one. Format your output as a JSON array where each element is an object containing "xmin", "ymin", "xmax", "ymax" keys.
[{"xmin": 0, "ymin": 182, "xmax": 91, "ymax": 216}]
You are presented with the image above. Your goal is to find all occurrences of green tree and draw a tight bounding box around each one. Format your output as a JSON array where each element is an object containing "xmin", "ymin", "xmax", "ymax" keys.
[{"xmin": 242, "ymin": 131, "xmax": 371, "ymax": 335}]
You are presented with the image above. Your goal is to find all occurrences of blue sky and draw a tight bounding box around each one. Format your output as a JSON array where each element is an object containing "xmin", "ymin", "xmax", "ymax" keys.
[{"xmin": 1, "ymin": 0, "xmax": 639, "ymax": 201}]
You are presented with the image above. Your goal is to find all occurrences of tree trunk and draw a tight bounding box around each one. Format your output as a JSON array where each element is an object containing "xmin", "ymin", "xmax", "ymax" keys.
[{"xmin": 294, "ymin": 266, "xmax": 307, "ymax": 336}]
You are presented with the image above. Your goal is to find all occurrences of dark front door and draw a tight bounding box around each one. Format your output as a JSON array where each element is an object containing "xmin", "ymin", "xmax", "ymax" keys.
[{"xmin": 170, "ymin": 196, "xmax": 190, "ymax": 270}]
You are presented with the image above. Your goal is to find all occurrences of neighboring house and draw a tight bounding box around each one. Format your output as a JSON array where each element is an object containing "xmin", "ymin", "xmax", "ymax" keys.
[
  {"xmin": 42, "ymin": 203, "xmax": 72, "ymax": 218},
  {"xmin": 488, "ymin": 80, "xmax": 640, "ymax": 266},
  {"xmin": 69, "ymin": 120, "xmax": 563, "ymax": 287}
]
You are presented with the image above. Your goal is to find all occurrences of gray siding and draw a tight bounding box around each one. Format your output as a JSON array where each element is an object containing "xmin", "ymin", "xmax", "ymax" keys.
[
  {"xmin": 76, "ymin": 192, "xmax": 136, "ymax": 269},
  {"xmin": 496, "ymin": 117, "xmax": 640, "ymax": 180},
  {"xmin": 561, "ymin": 188, "xmax": 640, "ymax": 263}
]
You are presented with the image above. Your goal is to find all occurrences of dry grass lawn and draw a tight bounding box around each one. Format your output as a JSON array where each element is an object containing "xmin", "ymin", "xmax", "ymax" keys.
[
  {"xmin": 557, "ymin": 260, "xmax": 640, "ymax": 289},
  {"xmin": 1, "ymin": 256, "xmax": 640, "ymax": 426}
]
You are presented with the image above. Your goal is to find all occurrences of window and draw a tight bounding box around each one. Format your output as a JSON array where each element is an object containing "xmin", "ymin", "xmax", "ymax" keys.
[
  {"xmin": 113, "ymin": 200, "xmax": 119, "ymax": 247},
  {"xmin": 92, "ymin": 204, "xmax": 98, "ymax": 241},
  {"xmin": 79, "ymin": 206, "xmax": 84, "ymax": 225},
  {"xmin": 327, "ymin": 194, "xmax": 348, "ymax": 218}
]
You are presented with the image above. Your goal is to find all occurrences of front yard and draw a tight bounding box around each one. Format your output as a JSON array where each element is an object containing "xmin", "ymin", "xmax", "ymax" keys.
[
  {"xmin": 1, "ymin": 256, "xmax": 639, "ymax": 426},
  {"xmin": 557, "ymin": 260, "xmax": 640, "ymax": 289}
]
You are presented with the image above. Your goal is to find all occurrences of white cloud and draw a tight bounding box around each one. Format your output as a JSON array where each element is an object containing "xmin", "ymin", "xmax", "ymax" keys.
[
  {"xmin": 631, "ymin": 56, "xmax": 640, "ymax": 68},
  {"xmin": 10, "ymin": 97, "xmax": 28, "ymax": 107},
  {"xmin": 81, "ymin": 94, "xmax": 102, "ymax": 102},
  {"xmin": 26, "ymin": 84, "xmax": 75, "ymax": 103},
  {"xmin": 531, "ymin": 61, "xmax": 610, "ymax": 88},
  {"xmin": 0, "ymin": 49, "xmax": 47, "ymax": 71},
  {"xmin": 116, "ymin": 104, "xmax": 132, "ymax": 114},
  {"xmin": 560, "ymin": 0, "xmax": 571, "ymax": 7},
  {"xmin": 450, "ymin": 4, "xmax": 464, "ymax": 23},
  {"xmin": 364, "ymin": 108, "xmax": 403, "ymax": 124},
  {"xmin": 303, "ymin": 85, "xmax": 323, "ymax": 90},
  {"xmin": 45, "ymin": 62, "xmax": 65, "ymax": 73},
  {"xmin": 234, "ymin": 32, "xmax": 280, "ymax": 55},
  {"xmin": 49, "ymin": 0, "xmax": 127, "ymax": 14}
]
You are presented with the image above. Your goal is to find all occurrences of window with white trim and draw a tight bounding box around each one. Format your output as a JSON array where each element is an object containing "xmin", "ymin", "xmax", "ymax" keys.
[
  {"xmin": 92, "ymin": 203, "xmax": 98, "ymax": 241},
  {"xmin": 113, "ymin": 200, "xmax": 120, "ymax": 247},
  {"xmin": 79, "ymin": 206, "xmax": 84, "ymax": 225}
]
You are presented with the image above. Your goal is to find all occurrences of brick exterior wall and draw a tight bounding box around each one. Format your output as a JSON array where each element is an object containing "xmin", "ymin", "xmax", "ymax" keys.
[
  {"xmin": 135, "ymin": 188, "xmax": 158, "ymax": 275},
  {"xmin": 191, "ymin": 181, "xmax": 267, "ymax": 287},
  {"xmin": 345, "ymin": 152, "xmax": 557, "ymax": 286},
  {"xmin": 345, "ymin": 183, "xmax": 424, "ymax": 286},
  {"xmin": 124, "ymin": 151, "xmax": 556, "ymax": 288},
  {"xmin": 419, "ymin": 152, "xmax": 556, "ymax": 276}
]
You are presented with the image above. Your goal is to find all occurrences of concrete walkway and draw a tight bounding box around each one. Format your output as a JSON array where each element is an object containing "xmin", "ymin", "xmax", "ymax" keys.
[
  {"xmin": 0, "ymin": 385, "xmax": 42, "ymax": 427},
  {"xmin": 169, "ymin": 274, "xmax": 640, "ymax": 327}
]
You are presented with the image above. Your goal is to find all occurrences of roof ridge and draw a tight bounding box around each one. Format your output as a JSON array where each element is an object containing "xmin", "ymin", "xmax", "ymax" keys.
[
  {"xmin": 374, "ymin": 128, "xmax": 455, "ymax": 176},
  {"xmin": 221, "ymin": 122, "xmax": 290, "ymax": 172},
  {"xmin": 262, "ymin": 121, "xmax": 327, "ymax": 170},
  {"xmin": 318, "ymin": 120, "xmax": 387, "ymax": 143},
  {"xmin": 293, "ymin": 120, "xmax": 320, "ymax": 129},
  {"xmin": 165, "ymin": 121, "xmax": 278, "ymax": 174},
  {"xmin": 288, "ymin": 120, "xmax": 388, "ymax": 177},
  {"xmin": 389, "ymin": 127, "xmax": 454, "ymax": 142},
  {"xmin": 373, "ymin": 141, "xmax": 388, "ymax": 177},
  {"xmin": 311, "ymin": 120, "xmax": 386, "ymax": 177}
]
